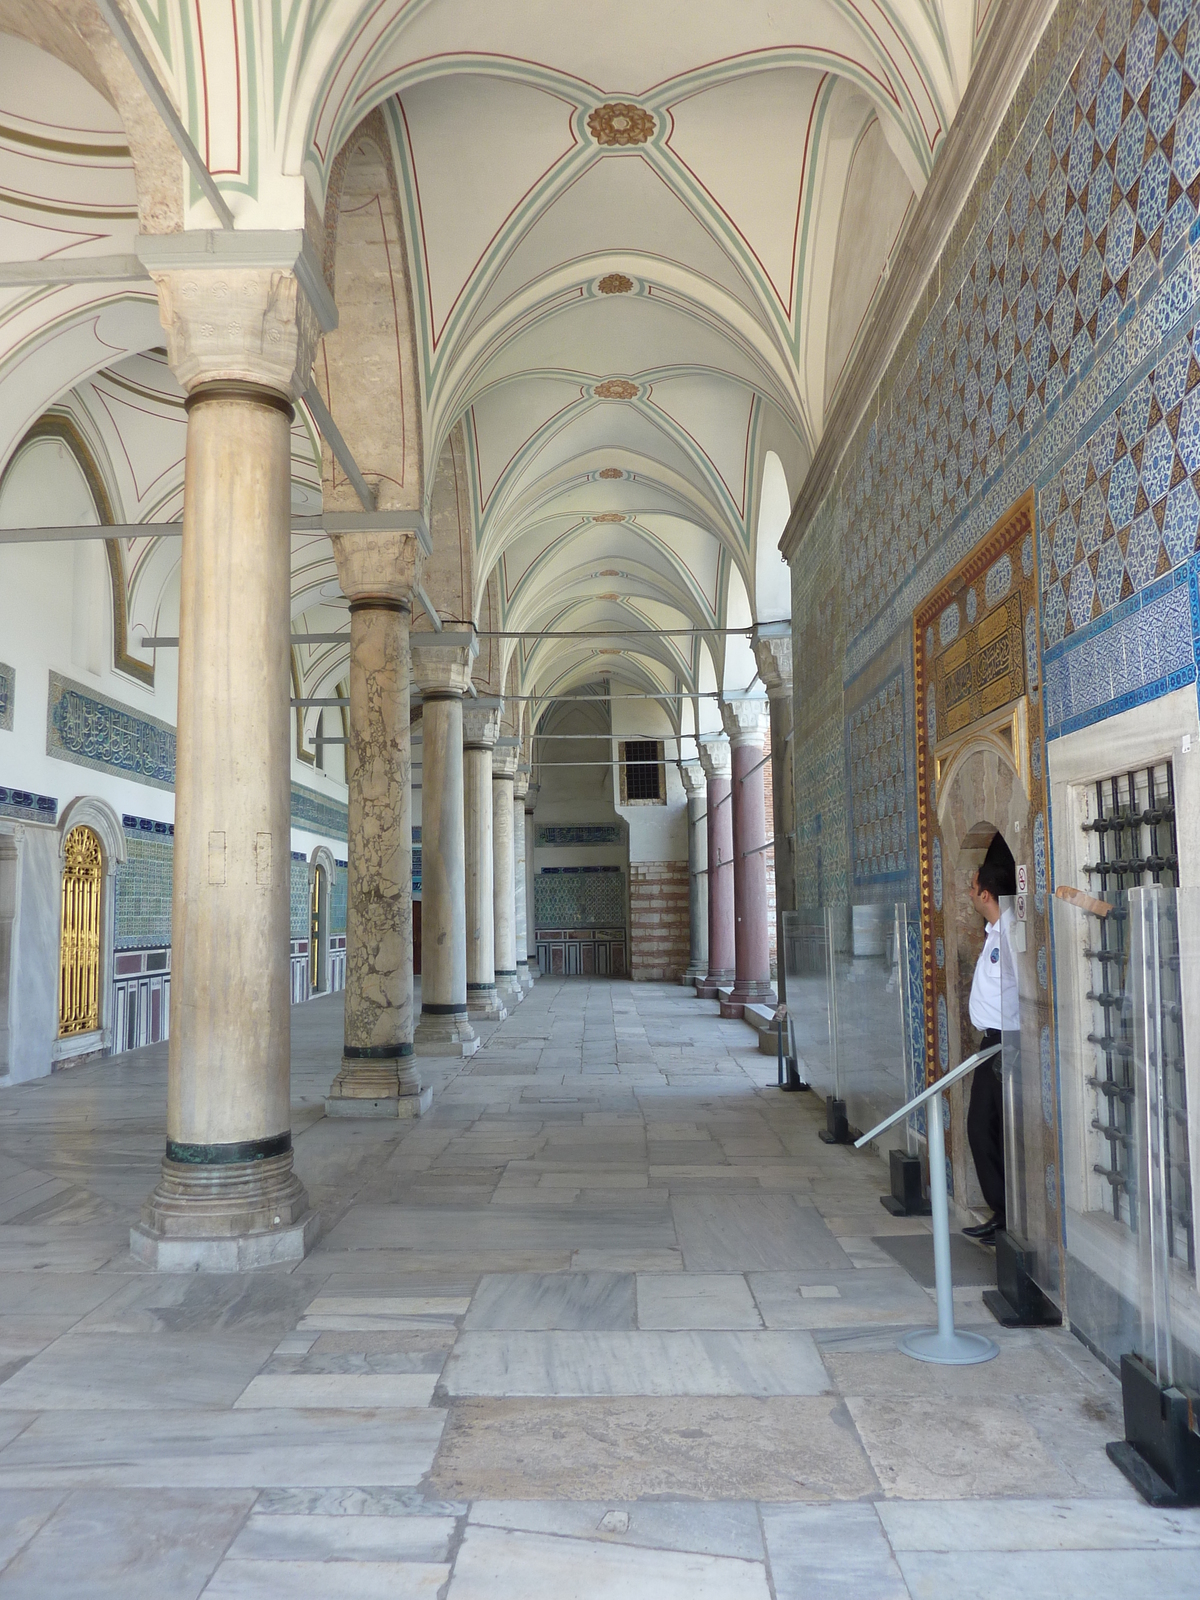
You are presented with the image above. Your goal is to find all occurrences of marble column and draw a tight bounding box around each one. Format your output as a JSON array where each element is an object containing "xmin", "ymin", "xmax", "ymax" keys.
[
  {"xmin": 513, "ymin": 769, "xmax": 533, "ymax": 990},
  {"xmin": 326, "ymin": 536, "xmax": 428, "ymax": 1118},
  {"xmin": 131, "ymin": 252, "xmax": 328, "ymax": 1270},
  {"xmin": 463, "ymin": 702, "xmax": 505, "ymax": 1021},
  {"xmin": 722, "ymin": 699, "xmax": 776, "ymax": 1016},
  {"xmin": 754, "ymin": 627, "xmax": 794, "ymax": 1006},
  {"xmin": 697, "ymin": 736, "xmax": 735, "ymax": 1000},
  {"xmin": 524, "ymin": 783, "xmax": 539, "ymax": 980},
  {"xmin": 681, "ymin": 762, "xmax": 709, "ymax": 985},
  {"xmin": 492, "ymin": 740, "xmax": 523, "ymax": 1007},
  {"xmin": 412, "ymin": 633, "xmax": 480, "ymax": 1057}
]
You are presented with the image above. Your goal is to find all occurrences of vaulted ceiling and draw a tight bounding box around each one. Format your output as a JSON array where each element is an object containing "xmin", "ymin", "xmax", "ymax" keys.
[{"xmin": 0, "ymin": 0, "xmax": 996, "ymax": 751}]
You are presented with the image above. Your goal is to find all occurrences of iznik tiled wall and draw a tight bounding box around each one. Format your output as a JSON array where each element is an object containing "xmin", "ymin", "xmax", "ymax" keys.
[
  {"xmin": 114, "ymin": 816, "xmax": 174, "ymax": 950},
  {"xmin": 534, "ymin": 866, "xmax": 626, "ymax": 928},
  {"xmin": 794, "ymin": 0, "xmax": 1200, "ymax": 920}
]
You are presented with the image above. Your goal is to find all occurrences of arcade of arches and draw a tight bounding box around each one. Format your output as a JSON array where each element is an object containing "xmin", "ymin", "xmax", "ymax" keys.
[{"xmin": 0, "ymin": 0, "xmax": 1199, "ymax": 1591}]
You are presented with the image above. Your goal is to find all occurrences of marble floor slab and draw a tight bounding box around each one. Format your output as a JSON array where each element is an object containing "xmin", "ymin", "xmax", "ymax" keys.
[
  {"xmin": 233, "ymin": 1373, "xmax": 439, "ymax": 1408},
  {"xmin": 447, "ymin": 1523, "xmax": 771, "ymax": 1598},
  {"xmin": 0, "ymin": 1333, "xmax": 273, "ymax": 1411},
  {"xmin": 635, "ymin": 1273, "xmax": 763, "ymax": 1329},
  {"xmin": 893, "ymin": 1548, "xmax": 1200, "ymax": 1600},
  {"xmin": 0, "ymin": 1488, "xmax": 254, "ymax": 1599},
  {"xmin": 203, "ymin": 1558, "xmax": 450, "ymax": 1597},
  {"xmin": 467, "ymin": 1499, "xmax": 765, "ymax": 1560},
  {"xmin": 671, "ymin": 1195, "xmax": 852, "ymax": 1271},
  {"xmin": 439, "ymin": 1329, "xmax": 830, "ymax": 1397},
  {"xmin": 761, "ymin": 1503, "xmax": 908, "ymax": 1600},
  {"xmin": 464, "ymin": 1272, "xmax": 636, "ymax": 1331},
  {"xmin": 876, "ymin": 1497, "xmax": 1200, "ymax": 1550},
  {"xmin": 225, "ymin": 1511, "xmax": 456, "ymax": 1561}
]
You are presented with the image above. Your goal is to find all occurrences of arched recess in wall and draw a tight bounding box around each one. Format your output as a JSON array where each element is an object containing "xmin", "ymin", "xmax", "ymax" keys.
[
  {"xmin": 56, "ymin": 795, "xmax": 126, "ymax": 1057},
  {"xmin": 308, "ymin": 844, "xmax": 337, "ymax": 995},
  {"xmin": 754, "ymin": 451, "xmax": 792, "ymax": 625},
  {"xmin": 3, "ymin": 415, "xmax": 152, "ymax": 687}
]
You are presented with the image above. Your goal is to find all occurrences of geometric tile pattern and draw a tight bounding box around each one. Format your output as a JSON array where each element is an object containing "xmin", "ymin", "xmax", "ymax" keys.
[
  {"xmin": 1039, "ymin": 334, "xmax": 1200, "ymax": 643},
  {"xmin": 290, "ymin": 858, "xmax": 310, "ymax": 939},
  {"xmin": 848, "ymin": 671, "xmax": 908, "ymax": 884},
  {"xmin": 114, "ymin": 833, "xmax": 174, "ymax": 950},
  {"xmin": 534, "ymin": 866, "xmax": 625, "ymax": 929},
  {"xmin": 1042, "ymin": 553, "xmax": 1198, "ymax": 732},
  {"xmin": 0, "ymin": 660, "xmax": 12, "ymax": 731},
  {"xmin": 844, "ymin": 0, "xmax": 1200, "ymax": 640},
  {"xmin": 0, "ymin": 786, "xmax": 56, "ymax": 824}
]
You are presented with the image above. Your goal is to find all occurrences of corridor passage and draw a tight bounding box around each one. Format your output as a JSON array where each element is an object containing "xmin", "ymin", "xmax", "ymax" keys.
[{"xmin": 0, "ymin": 979, "xmax": 1194, "ymax": 1597}]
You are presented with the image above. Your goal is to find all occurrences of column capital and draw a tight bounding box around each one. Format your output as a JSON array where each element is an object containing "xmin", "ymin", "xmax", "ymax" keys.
[
  {"xmin": 752, "ymin": 630, "xmax": 793, "ymax": 700},
  {"xmin": 411, "ymin": 630, "xmax": 479, "ymax": 696},
  {"xmin": 462, "ymin": 701, "xmax": 502, "ymax": 749},
  {"xmin": 680, "ymin": 762, "xmax": 707, "ymax": 798},
  {"xmin": 492, "ymin": 740, "xmax": 520, "ymax": 779},
  {"xmin": 513, "ymin": 770, "xmax": 530, "ymax": 801},
  {"xmin": 139, "ymin": 229, "xmax": 335, "ymax": 398},
  {"xmin": 697, "ymin": 735, "xmax": 731, "ymax": 781},
  {"xmin": 720, "ymin": 698, "xmax": 771, "ymax": 750},
  {"xmin": 333, "ymin": 532, "xmax": 423, "ymax": 608},
  {"xmin": 524, "ymin": 783, "xmax": 540, "ymax": 813}
]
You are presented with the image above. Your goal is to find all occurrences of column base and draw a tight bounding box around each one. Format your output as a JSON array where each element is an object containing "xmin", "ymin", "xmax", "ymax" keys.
[
  {"xmin": 525, "ymin": 958, "xmax": 539, "ymax": 983},
  {"xmin": 467, "ymin": 986, "xmax": 507, "ymax": 1021},
  {"xmin": 696, "ymin": 972, "xmax": 733, "ymax": 999},
  {"xmin": 495, "ymin": 971, "xmax": 524, "ymax": 1005},
  {"xmin": 326, "ymin": 1052, "xmax": 426, "ymax": 1118},
  {"xmin": 682, "ymin": 963, "xmax": 707, "ymax": 985},
  {"xmin": 414, "ymin": 1009, "xmax": 480, "ymax": 1057},
  {"xmin": 131, "ymin": 1148, "xmax": 316, "ymax": 1273},
  {"xmin": 729, "ymin": 979, "xmax": 777, "ymax": 1008},
  {"xmin": 325, "ymin": 1085, "xmax": 433, "ymax": 1119},
  {"xmin": 517, "ymin": 964, "xmax": 534, "ymax": 991}
]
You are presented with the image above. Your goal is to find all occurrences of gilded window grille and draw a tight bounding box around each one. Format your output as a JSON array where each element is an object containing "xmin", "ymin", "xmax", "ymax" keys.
[
  {"xmin": 59, "ymin": 824, "xmax": 103, "ymax": 1036},
  {"xmin": 310, "ymin": 867, "xmax": 322, "ymax": 993}
]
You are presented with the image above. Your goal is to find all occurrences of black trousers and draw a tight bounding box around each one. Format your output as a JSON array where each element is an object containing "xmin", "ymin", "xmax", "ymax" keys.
[{"xmin": 967, "ymin": 1027, "xmax": 1005, "ymax": 1221}]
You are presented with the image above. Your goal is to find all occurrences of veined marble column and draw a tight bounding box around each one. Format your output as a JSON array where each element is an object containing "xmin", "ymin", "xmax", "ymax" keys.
[
  {"xmin": 131, "ymin": 247, "xmax": 330, "ymax": 1270},
  {"xmin": 697, "ymin": 736, "xmax": 735, "ymax": 1001},
  {"xmin": 524, "ymin": 782, "xmax": 539, "ymax": 980},
  {"xmin": 513, "ymin": 769, "xmax": 533, "ymax": 990},
  {"xmin": 326, "ymin": 536, "xmax": 428, "ymax": 1118},
  {"xmin": 412, "ymin": 633, "xmax": 479, "ymax": 1057},
  {"xmin": 492, "ymin": 740, "xmax": 523, "ymax": 1006},
  {"xmin": 464, "ymin": 702, "xmax": 505, "ymax": 1021},
  {"xmin": 681, "ymin": 763, "xmax": 709, "ymax": 985},
  {"xmin": 753, "ymin": 627, "xmax": 794, "ymax": 1006},
  {"xmin": 722, "ymin": 699, "xmax": 776, "ymax": 1016}
]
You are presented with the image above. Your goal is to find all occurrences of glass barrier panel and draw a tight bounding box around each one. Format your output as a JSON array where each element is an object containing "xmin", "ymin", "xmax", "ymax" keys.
[
  {"xmin": 834, "ymin": 903, "xmax": 913, "ymax": 1153},
  {"xmin": 1128, "ymin": 885, "xmax": 1198, "ymax": 1387},
  {"xmin": 999, "ymin": 895, "xmax": 1061, "ymax": 1305},
  {"xmin": 782, "ymin": 908, "xmax": 836, "ymax": 1098}
]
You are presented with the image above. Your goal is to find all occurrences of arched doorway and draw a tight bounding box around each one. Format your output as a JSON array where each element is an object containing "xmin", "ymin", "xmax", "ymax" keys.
[{"xmin": 59, "ymin": 825, "xmax": 103, "ymax": 1038}]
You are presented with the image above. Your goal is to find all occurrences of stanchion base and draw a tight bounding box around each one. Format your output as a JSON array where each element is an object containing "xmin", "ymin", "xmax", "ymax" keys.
[{"xmin": 899, "ymin": 1327, "xmax": 999, "ymax": 1365}]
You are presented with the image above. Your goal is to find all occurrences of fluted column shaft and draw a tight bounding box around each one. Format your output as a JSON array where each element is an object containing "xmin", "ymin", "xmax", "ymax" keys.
[{"xmin": 697, "ymin": 737, "xmax": 735, "ymax": 999}]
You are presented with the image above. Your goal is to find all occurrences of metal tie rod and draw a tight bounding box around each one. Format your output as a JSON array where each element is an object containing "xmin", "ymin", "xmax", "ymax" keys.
[{"xmin": 854, "ymin": 1044, "xmax": 1002, "ymax": 1367}]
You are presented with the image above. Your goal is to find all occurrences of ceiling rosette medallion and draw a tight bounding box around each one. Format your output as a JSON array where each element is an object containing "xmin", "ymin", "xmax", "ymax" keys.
[
  {"xmin": 587, "ymin": 104, "xmax": 654, "ymax": 147},
  {"xmin": 598, "ymin": 467, "xmax": 623, "ymax": 479},
  {"xmin": 593, "ymin": 512, "xmax": 626, "ymax": 523},
  {"xmin": 593, "ymin": 378, "xmax": 638, "ymax": 400},
  {"xmin": 597, "ymin": 273, "xmax": 634, "ymax": 294}
]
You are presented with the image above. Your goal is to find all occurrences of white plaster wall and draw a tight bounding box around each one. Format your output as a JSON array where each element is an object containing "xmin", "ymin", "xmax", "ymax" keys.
[{"xmin": 610, "ymin": 697, "xmax": 687, "ymax": 865}]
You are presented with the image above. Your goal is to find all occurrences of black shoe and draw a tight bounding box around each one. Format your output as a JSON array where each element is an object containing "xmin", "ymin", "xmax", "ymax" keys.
[{"xmin": 962, "ymin": 1217, "xmax": 1000, "ymax": 1240}]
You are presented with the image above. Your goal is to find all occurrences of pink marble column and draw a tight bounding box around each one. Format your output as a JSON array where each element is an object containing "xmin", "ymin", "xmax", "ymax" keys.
[
  {"xmin": 722, "ymin": 699, "xmax": 776, "ymax": 1017},
  {"xmin": 696, "ymin": 736, "xmax": 734, "ymax": 999}
]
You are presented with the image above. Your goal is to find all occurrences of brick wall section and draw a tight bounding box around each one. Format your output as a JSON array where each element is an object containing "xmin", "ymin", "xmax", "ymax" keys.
[{"xmin": 629, "ymin": 861, "xmax": 690, "ymax": 981}]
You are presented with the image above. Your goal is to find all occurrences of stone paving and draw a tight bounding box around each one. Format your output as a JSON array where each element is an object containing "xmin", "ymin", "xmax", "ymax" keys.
[{"xmin": 0, "ymin": 977, "xmax": 1196, "ymax": 1596}]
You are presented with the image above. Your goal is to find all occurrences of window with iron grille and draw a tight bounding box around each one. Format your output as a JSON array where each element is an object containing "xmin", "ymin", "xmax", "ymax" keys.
[
  {"xmin": 620, "ymin": 740, "xmax": 664, "ymax": 804},
  {"xmin": 1080, "ymin": 761, "xmax": 1193, "ymax": 1271}
]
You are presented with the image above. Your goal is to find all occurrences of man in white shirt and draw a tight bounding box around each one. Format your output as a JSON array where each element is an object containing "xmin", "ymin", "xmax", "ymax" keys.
[{"xmin": 962, "ymin": 836, "xmax": 1017, "ymax": 1245}]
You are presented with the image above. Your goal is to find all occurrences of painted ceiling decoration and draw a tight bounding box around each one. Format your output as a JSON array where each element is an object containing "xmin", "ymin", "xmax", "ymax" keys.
[{"xmin": 0, "ymin": 0, "xmax": 1000, "ymax": 753}]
